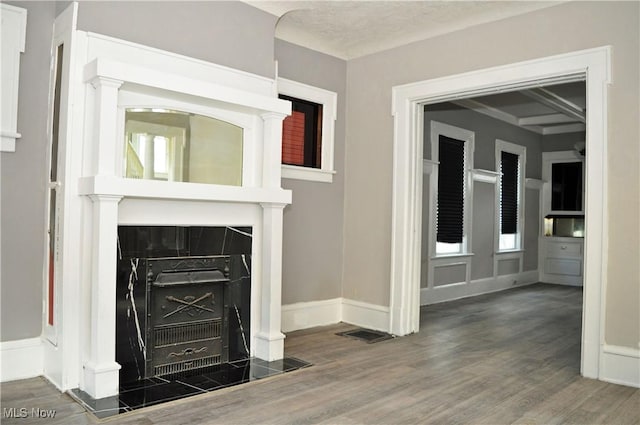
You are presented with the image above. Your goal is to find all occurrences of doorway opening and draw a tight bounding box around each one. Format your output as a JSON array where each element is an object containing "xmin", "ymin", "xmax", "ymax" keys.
[
  {"xmin": 389, "ymin": 47, "xmax": 610, "ymax": 380},
  {"xmin": 420, "ymin": 81, "xmax": 586, "ymax": 304}
]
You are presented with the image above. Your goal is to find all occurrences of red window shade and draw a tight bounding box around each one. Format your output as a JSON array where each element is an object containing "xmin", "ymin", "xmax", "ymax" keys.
[
  {"xmin": 280, "ymin": 94, "xmax": 322, "ymax": 168},
  {"xmin": 282, "ymin": 111, "xmax": 306, "ymax": 166},
  {"xmin": 48, "ymin": 250, "xmax": 54, "ymax": 325}
]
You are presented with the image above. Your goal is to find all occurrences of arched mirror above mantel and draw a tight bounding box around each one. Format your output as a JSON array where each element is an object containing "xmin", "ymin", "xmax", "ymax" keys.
[{"xmin": 124, "ymin": 108, "xmax": 244, "ymax": 186}]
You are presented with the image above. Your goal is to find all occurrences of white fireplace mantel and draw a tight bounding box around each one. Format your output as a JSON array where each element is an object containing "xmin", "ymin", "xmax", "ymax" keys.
[
  {"xmin": 45, "ymin": 19, "xmax": 293, "ymax": 400},
  {"xmin": 83, "ymin": 58, "xmax": 290, "ymax": 117},
  {"xmin": 78, "ymin": 176, "xmax": 292, "ymax": 205}
]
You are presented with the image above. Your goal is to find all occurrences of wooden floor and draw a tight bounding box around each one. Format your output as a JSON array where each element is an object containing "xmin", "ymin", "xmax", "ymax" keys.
[{"xmin": 2, "ymin": 284, "xmax": 638, "ymax": 424}]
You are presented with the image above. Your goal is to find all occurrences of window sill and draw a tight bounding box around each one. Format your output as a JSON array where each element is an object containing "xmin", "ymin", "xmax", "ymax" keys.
[
  {"xmin": 1, "ymin": 132, "xmax": 21, "ymax": 152},
  {"xmin": 496, "ymin": 249, "xmax": 525, "ymax": 254},
  {"xmin": 281, "ymin": 165, "xmax": 335, "ymax": 183},
  {"xmin": 431, "ymin": 252, "xmax": 474, "ymax": 260}
]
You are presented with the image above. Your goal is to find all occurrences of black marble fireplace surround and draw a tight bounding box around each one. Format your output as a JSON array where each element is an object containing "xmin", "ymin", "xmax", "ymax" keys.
[
  {"xmin": 69, "ymin": 226, "xmax": 311, "ymax": 418},
  {"xmin": 116, "ymin": 226, "xmax": 254, "ymax": 383}
]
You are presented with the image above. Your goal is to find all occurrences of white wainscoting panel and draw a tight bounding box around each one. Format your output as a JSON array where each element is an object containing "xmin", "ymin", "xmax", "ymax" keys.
[{"xmin": 421, "ymin": 270, "xmax": 539, "ymax": 305}]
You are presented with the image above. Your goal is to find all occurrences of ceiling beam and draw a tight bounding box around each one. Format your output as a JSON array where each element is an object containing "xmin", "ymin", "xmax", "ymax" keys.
[
  {"xmin": 542, "ymin": 123, "xmax": 586, "ymax": 135},
  {"xmin": 518, "ymin": 113, "xmax": 579, "ymax": 126},
  {"xmin": 451, "ymin": 95, "xmax": 585, "ymax": 136},
  {"xmin": 520, "ymin": 88, "xmax": 585, "ymax": 123},
  {"xmin": 451, "ymin": 98, "xmax": 544, "ymax": 134}
]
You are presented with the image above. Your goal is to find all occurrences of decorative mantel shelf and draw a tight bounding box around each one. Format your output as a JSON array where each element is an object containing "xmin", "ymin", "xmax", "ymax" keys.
[{"xmin": 78, "ymin": 176, "xmax": 292, "ymax": 205}]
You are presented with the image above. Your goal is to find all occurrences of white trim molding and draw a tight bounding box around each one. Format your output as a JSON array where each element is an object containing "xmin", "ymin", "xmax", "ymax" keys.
[
  {"xmin": 601, "ymin": 345, "xmax": 640, "ymax": 388},
  {"xmin": 281, "ymin": 298, "xmax": 342, "ymax": 333},
  {"xmin": 342, "ymin": 299, "xmax": 390, "ymax": 333},
  {"xmin": 390, "ymin": 46, "xmax": 611, "ymax": 384},
  {"xmin": 472, "ymin": 168, "xmax": 500, "ymax": 184},
  {"xmin": 495, "ymin": 139, "xmax": 526, "ymax": 254},
  {"xmin": 429, "ymin": 120, "xmax": 475, "ymax": 258},
  {"xmin": 0, "ymin": 338, "xmax": 44, "ymax": 382},
  {"xmin": 542, "ymin": 150, "xmax": 585, "ymax": 215},
  {"xmin": 0, "ymin": 3, "xmax": 27, "ymax": 152},
  {"xmin": 421, "ymin": 270, "xmax": 538, "ymax": 305},
  {"xmin": 277, "ymin": 77, "xmax": 338, "ymax": 183},
  {"xmin": 422, "ymin": 159, "xmax": 439, "ymax": 175},
  {"xmin": 282, "ymin": 298, "xmax": 390, "ymax": 334},
  {"xmin": 525, "ymin": 178, "xmax": 544, "ymax": 190}
]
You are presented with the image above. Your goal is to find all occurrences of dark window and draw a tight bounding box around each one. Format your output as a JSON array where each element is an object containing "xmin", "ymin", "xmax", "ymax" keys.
[
  {"xmin": 551, "ymin": 162, "xmax": 582, "ymax": 211},
  {"xmin": 500, "ymin": 151, "xmax": 519, "ymax": 234},
  {"xmin": 437, "ymin": 135, "xmax": 465, "ymax": 243},
  {"xmin": 279, "ymin": 95, "xmax": 322, "ymax": 168}
]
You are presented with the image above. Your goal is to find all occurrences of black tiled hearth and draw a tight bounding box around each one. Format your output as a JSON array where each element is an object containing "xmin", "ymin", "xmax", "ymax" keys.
[
  {"xmin": 70, "ymin": 225, "xmax": 308, "ymax": 419},
  {"xmin": 70, "ymin": 357, "xmax": 311, "ymax": 419}
]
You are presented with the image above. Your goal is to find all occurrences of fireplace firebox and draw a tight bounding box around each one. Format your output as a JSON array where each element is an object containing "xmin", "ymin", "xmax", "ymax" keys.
[
  {"xmin": 145, "ymin": 256, "xmax": 230, "ymax": 377},
  {"xmin": 116, "ymin": 226, "xmax": 252, "ymax": 385}
]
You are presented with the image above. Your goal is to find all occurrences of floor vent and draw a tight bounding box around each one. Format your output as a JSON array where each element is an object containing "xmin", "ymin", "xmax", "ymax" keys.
[{"xmin": 336, "ymin": 328, "xmax": 394, "ymax": 344}]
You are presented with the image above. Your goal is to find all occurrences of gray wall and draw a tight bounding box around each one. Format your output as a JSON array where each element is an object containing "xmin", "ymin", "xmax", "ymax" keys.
[
  {"xmin": 542, "ymin": 131, "xmax": 585, "ymax": 152},
  {"xmin": 342, "ymin": 1, "xmax": 639, "ymax": 348},
  {"xmin": 471, "ymin": 182, "xmax": 496, "ymax": 281},
  {"xmin": 424, "ymin": 102, "xmax": 543, "ymax": 178},
  {"xmin": 422, "ymin": 103, "xmax": 543, "ymax": 284},
  {"xmin": 76, "ymin": 1, "xmax": 278, "ymax": 78},
  {"xmin": 523, "ymin": 188, "xmax": 540, "ymax": 271},
  {"xmin": 275, "ymin": 40, "xmax": 347, "ymax": 304},
  {"xmin": 1, "ymin": 1, "xmax": 58, "ymax": 341}
]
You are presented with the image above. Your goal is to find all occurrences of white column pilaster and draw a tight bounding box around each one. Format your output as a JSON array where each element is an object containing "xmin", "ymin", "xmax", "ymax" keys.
[
  {"xmin": 83, "ymin": 194, "xmax": 122, "ymax": 399},
  {"xmin": 260, "ymin": 112, "xmax": 287, "ymax": 188},
  {"xmin": 88, "ymin": 76, "xmax": 123, "ymax": 176},
  {"xmin": 254, "ymin": 202, "xmax": 287, "ymax": 361}
]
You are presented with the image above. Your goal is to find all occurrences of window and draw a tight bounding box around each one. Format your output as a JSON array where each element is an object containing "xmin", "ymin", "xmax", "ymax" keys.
[
  {"xmin": 277, "ymin": 78, "xmax": 337, "ymax": 183},
  {"xmin": 430, "ymin": 121, "xmax": 474, "ymax": 256},
  {"xmin": 279, "ymin": 95, "xmax": 322, "ymax": 168},
  {"xmin": 0, "ymin": 3, "xmax": 27, "ymax": 152},
  {"xmin": 496, "ymin": 140, "xmax": 526, "ymax": 251},
  {"xmin": 551, "ymin": 161, "xmax": 583, "ymax": 211},
  {"xmin": 437, "ymin": 135, "xmax": 465, "ymax": 250}
]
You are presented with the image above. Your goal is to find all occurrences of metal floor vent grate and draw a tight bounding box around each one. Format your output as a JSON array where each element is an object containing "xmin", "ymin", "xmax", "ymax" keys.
[{"xmin": 336, "ymin": 328, "xmax": 394, "ymax": 344}]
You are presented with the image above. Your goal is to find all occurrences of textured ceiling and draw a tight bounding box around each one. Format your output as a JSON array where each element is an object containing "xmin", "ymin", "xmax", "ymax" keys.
[
  {"xmin": 247, "ymin": 1, "xmax": 564, "ymax": 59},
  {"xmin": 247, "ymin": 0, "xmax": 584, "ymax": 136}
]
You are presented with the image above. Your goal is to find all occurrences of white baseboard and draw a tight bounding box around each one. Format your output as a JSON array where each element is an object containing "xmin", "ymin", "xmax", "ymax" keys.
[
  {"xmin": 342, "ymin": 298, "xmax": 390, "ymax": 333},
  {"xmin": 601, "ymin": 345, "xmax": 640, "ymax": 388},
  {"xmin": 282, "ymin": 298, "xmax": 390, "ymax": 334},
  {"xmin": 0, "ymin": 338, "xmax": 44, "ymax": 382},
  {"xmin": 281, "ymin": 298, "xmax": 341, "ymax": 333},
  {"xmin": 421, "ymin": 270, "xmax": 539, "ymax": 305},
  {"xmin": 540, "ymin": 275, "xmax": 583, "ymax": 286}
]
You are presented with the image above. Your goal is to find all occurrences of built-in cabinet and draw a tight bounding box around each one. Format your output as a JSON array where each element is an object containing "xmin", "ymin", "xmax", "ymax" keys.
[
  {"xmin": 540, "ymin": 151, "xmax": 585, "ymax": 286},
  {"xmin": 541, "ymin": 236, "xmax": 584, "ymax": 285}
]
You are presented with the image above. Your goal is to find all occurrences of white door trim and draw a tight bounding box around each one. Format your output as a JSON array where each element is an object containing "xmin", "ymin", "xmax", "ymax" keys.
[{"xmin": 390, "ymin": 46, "xmax": 611, "ymax": 380}]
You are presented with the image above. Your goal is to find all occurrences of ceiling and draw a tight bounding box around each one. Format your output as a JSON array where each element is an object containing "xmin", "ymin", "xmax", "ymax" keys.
[
  {"xmin": 247, "ymin": 0, "xmax": 565, "ymax": 60},
  {"xmin": 247, "ymin": 0, "xmax": 585, "ymax": 135},
  {"xmin": 451, "ymin": 81, "xmax": 586, "ymax": 135}
]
